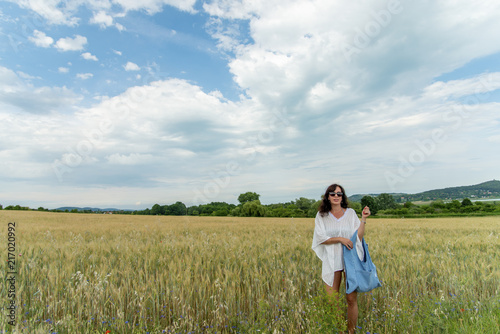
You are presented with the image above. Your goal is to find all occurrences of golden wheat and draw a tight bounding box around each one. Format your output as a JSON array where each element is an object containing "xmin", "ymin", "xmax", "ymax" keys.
[{"xmin": 0, "ymin": 211, "xmax": 498, "ymax": 333}]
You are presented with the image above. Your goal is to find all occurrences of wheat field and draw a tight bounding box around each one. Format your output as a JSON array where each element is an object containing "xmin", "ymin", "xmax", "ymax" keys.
[{"xmin": 0, "ymin": 211, "xmax": 499, "ymax": 333}]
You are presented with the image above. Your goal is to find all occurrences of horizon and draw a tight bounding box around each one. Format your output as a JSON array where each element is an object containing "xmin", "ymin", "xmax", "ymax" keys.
[
  {"xmin": 1, "ymin": 1, "xmax": 500, "ymax": 210},
  {"xmin": 3, "ymin": 179, "xmax": 498, "ymax": 211}
]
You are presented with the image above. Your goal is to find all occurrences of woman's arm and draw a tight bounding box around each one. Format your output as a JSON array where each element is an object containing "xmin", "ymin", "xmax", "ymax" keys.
[
  {"xmin": 321, "ymin": 237, "xmax": 354, "ymax": 249},
  {"xmin": 357, "ymin": 218, "xmax": 365, "ymax": 240},
  {"xmin": 358, "ymin": 206, "xmax": 371, "ymax": 240}
]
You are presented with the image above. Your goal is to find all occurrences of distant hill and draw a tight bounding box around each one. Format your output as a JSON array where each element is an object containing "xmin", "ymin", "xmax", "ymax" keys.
[
  {"xmin": 56, "ymin": 207, "xmax": 126, "ymax": 212},
  {"xmin": 349, "ymin": 180, "xmax": 500, "ymax": 203}
]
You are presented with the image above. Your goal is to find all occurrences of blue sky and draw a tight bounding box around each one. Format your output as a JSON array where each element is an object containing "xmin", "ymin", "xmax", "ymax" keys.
[{"xmin": 1, "ymin": 0, "xmax": 500, "ymax": 210}]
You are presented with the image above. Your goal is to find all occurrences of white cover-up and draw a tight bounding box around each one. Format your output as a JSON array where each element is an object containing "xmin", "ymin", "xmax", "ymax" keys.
[{"xmin": 312, "ymin": 208, "xmax": 364, "ymax": 286}]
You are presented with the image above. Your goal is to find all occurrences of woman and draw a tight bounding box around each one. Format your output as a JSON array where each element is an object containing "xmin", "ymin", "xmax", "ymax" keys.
[{"xmin": 311, "ymin": 183, "xmax": 371, "ymax": 334}]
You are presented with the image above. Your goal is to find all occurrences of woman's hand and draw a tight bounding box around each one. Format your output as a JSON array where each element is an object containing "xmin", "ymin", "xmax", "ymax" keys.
[
  {"xmin": 340, "ymin": 237, "xmax": 353, "ymax": 250},
  {"xmin": 362, "ymin": 206, "xmax": 371, "ymax": 219}
]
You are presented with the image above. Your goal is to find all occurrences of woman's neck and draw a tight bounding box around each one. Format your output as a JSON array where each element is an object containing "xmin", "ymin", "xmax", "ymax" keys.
[{"xmin": 331, "ymin": 204, "xmax": 343, "ymax": 213}]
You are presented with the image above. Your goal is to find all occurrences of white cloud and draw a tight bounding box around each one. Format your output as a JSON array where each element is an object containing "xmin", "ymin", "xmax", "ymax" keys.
[
  {"xmin": 82, "ymin": 78, "xmax": 261, "ymax": 130},
  {"xmin": 106, "ymin": 153, "xmax": 155, "ymax": 165},
  {"xmin": 113, "ymin": 0, "xmax": 197, "ymax": 14},
  {"xmin": 58, "ymin": 67, "xmax": 69, "ymax": 73},
  {"xmin": 203, "ymin": 0, "xmax": 260, "ymax": 20},
  {"xmin": 11, "ymin": 0, "xmax": 197, "ymax": 28},
  {"xmin": 115, "ymin": 23, "xmax": 125, "ymax": 31},
  {"xmin": 113, "ymin": 49, "xmax": 122, "ymax": 56},
  {"xmin": 124, "ymin": 61, "xmax": 140, "ymax": 71},
  {"xmin": 167, "ymin": 148, "xmax": 197, "ymax": 158},
  {"xmin": 90, "ymin": 10, "xmax": 113, "ymax": 28},
  {"xmin": 2, "ymin": 70, "xmax": 499, "ymax": 207},
  {"xmin": 0, "ymin": 66, "xmax": 81, "ymax": 114},
  {"xmin": 76, "ymin": 73, "xmax": 93, "ymax": 80},
  {"xmin": 0, "ymin": 77, "xmax": 269, "ymax": 204},
  {"xmin": 81, "ymin": 52, "xmax": 98, "ymax": 61},
  {"xmin": 12, "ymin": 0, "xmax": 80, "ymax": 26},
  {"xmin": 488, "ymin": 135, "xmax": 500, "ymax": 143},
  {"xmin": 28, "ymin": 30, "xmax": 54, "ymax": 48},
  {"xmin": 17, "ymin": 71, "xmax": 40, "ymax": 80},
  {"xmin": 89, "ymin": 10, "xmax": 126, "ymax": 30},
  {"xmin": 205, "ymin": 17, "xmax": 242, "ymax": 51},
  {"xmin": 206, "ymin": 0, "xmax": 500, "ymax": 117},
  {"xmin": 422, "ymin": 73, "xmax": 500, "ymax": 100},
  {"xmin": 55, "ymin": 35, "xmax": 88, "ymax": 52}
]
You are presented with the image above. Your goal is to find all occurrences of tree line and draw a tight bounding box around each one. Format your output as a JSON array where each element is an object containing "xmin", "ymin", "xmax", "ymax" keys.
[
  {"xmin": 372, "ymin": 198, "xmax": 500, "ymax": 217},
  {"xmin": 2, "ymin": 191, "xmax": 499, "ymax": 217},
  {"xmin": 133, "ymin": 192, "xmax": 321, "ymax": 218}
]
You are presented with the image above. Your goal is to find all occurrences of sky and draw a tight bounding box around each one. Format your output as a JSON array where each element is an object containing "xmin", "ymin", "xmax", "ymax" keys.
[{"xmin": 1, "ymin": 0, "xmax": 500, "ymax": 210}]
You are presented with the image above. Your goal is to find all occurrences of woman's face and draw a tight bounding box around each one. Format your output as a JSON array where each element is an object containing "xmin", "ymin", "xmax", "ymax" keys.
[{"xmin": 329, "ymin": 186, "xmax": 343, "ymax": 206}]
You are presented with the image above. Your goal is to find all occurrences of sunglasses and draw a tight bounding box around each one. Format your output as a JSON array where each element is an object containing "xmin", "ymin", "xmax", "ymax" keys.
[{"xmin": 329, "ymin": 192, "xmax": 343, "ymax": 197}]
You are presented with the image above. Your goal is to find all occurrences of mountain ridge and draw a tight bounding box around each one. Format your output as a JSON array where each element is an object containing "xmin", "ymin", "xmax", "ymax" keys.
[
  {"xmin": 55, "ymin": 207, "xmax": 129, "ymax": 212},
  {"xmin": 349, "ymin": 179, "xmax": 500, "ymax": 203}
]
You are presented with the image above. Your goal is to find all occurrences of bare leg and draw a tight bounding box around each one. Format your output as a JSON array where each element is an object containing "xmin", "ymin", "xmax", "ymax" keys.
[
  {"xmin": 345, "ymin": 291, "xmax": 358, "ymax": 334},
  {"xmin": 325, "ymin": 270, "xmax": 343, "ymax": 295},
  {"xmin": 325, "ymin": 271, "xmax": 344, "ymax": 331}
]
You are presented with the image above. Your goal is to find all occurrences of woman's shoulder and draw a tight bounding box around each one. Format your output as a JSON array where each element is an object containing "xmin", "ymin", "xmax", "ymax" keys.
[
  {"xmin": 315, "ymin": 211, "xmax": 328, "ymax": 219},
  {"xmin": 346, "ymin": 207, "xmax": 357, "ymax": 215}
]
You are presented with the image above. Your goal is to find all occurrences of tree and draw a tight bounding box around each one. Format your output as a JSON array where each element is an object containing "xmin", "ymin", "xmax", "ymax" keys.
[
  {"xmin": 481, "ymin": 203, "xmax": 496, "ymax": 212},
  {"xmin": 350, "ymin": 201, "xmax": 362, "ymax": 215},
  {"xmin": 431, "ymin": 200, "xmax": 446, "ymax": 209},
  {"xmin": 376, "ymin": 193, "xmax": 398, "ymax": 210},
  {"xmin": 231, "ymin": 207, "xmax": 242, "ymax": 216},
  {"xmin": 241, "ymin": 200, "xmax": 266, "ymax": 217},
  {"xmin": 446, "ymin": 200, "xmax": 461, "ymax": 210},
  {"xmin": 168, "ymin": 202, "xmax": 187, "ymax": 215},
  {"xmin": 360, "ymin": 196, "xmax": 378, "ymax": 215},
  {"xmin": 461, "ymin": 198, "xmax": 473, "ymax": 206},
  {"xmin": 461, "ymin": 205, "xmax": 479, "ymax": 213},
  {"xmin": 151, "ymin": 204, "xmax": 162, "ymax": 215},
  {"xmin": 294, "ymin": 197, "xmax": 315, "ymax": 212},
  {"xmin": 308, "ymin": 200, "xmax": 322, "ymax": 217},
  {"xmin": 212, "ymin": 208, "xmax": 228, "ymax": 216},
  {"xmin": 187, "ymin": 207, "xmax": 200, "ymax": 215},
  {"xmin": 238, "ymin": 192, "xmax": 260, "ymax": 205},
  {"xmin": 403, "ymin": 201, "xmax": 414, "ymax": 208}
]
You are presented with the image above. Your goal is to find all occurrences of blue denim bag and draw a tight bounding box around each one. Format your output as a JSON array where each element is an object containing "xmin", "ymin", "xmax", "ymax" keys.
[{"xmin": 342, "ymin": 230, "xmax": 382, "ymax": 294}]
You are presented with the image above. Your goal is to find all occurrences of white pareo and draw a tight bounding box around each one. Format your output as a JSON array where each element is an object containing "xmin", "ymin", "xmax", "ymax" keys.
[{"xmin": 312, "ymin": 208, "xmax": 364, "ymax": 286}]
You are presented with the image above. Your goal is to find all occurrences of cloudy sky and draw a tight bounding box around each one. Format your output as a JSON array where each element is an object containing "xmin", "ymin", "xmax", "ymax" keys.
[{"xmin": 1, "ymin": 0, "xmax": 499, "ymax": 210}]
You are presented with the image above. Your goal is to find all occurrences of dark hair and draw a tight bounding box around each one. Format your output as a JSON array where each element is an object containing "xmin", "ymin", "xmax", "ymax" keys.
[{"xmin": 318, "ymin": 183, "xmax": 349, "ymax": 215}]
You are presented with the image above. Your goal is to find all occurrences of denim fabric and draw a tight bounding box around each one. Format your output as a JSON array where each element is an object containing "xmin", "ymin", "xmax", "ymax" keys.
[{"xmin": 343, "ymin": 230, "xmax": 382, "ymax": 294}]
